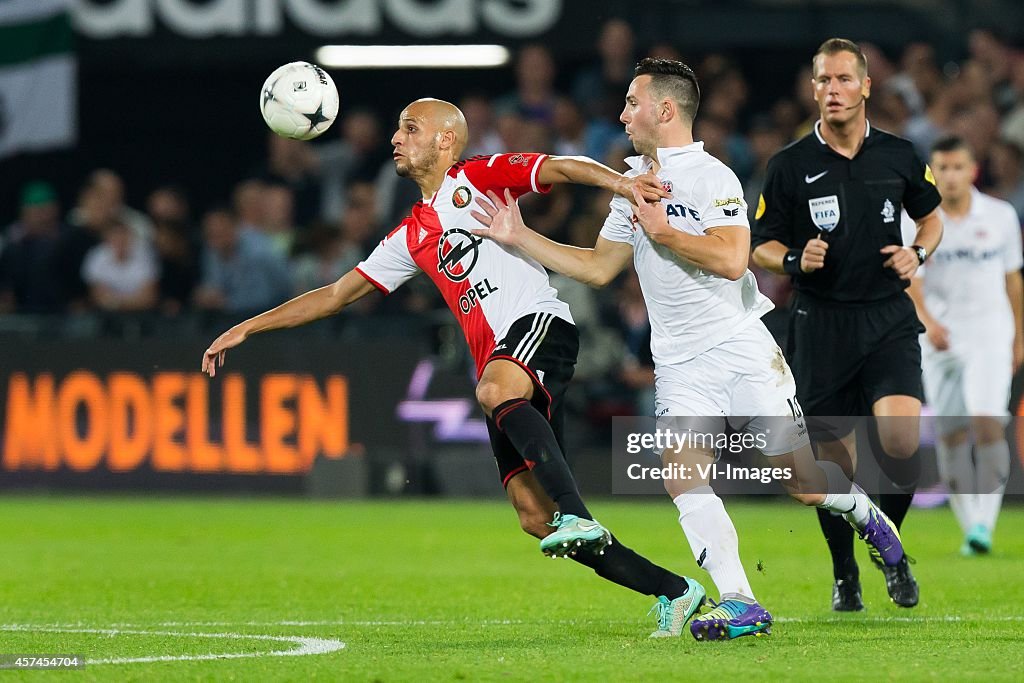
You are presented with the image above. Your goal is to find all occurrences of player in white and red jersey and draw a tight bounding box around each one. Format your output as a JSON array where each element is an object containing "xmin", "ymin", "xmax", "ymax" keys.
[
  {"xmin": 472, "ymin": 60, "xmax": 904, "ymax": 641},
  {"xmin": 202, "ymin": 98, "xmax": 708, "ymax": 637},
  {"xmin": 907, "ymin": 135, "xmax": 1023, "ymax": 556}
]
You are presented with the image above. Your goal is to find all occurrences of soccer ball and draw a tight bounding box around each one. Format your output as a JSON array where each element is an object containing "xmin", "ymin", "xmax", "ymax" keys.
[{"xmin": 260, "ymin": 61, "xmax": 339, "ymax": 140}]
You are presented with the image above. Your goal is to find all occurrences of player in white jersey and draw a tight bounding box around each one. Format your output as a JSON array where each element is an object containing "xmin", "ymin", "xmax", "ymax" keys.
[
  {"xmin": 472, "ymin": 59, "xmax": 904, "ymax": 641},
  {"xmin": 906, "ymin": 135, "xmax": 1023, "ymax": 555},
  {"xmin": 202, "ymin": 98, "xmax": 713, "ymax": 638}
]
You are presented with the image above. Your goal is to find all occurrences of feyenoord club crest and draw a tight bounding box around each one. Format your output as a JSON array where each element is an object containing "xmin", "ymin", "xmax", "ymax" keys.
[{"xmin": 452, "ymin": 186, "xmax": 472, "ymax": 209}]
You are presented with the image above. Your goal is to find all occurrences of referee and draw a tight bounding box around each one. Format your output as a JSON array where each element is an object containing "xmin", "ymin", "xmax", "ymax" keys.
[{"xmin": 751, "ymin": 38, "xmax": 943, "ymax": 611}]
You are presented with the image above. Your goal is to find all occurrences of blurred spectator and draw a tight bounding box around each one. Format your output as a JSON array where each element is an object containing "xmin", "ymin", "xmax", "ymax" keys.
[
  {"xmin": 57, "ymin": 173, "xmax": 124, "ymax": 310},
  {"xmin": 0, "ymin": 182, "xmax": 65, "ymax": 314},
  {"xmin": 316, "ymin": 109, "xmax": 391, "ymax": 222},
  {"xmin": 968, "ymin": 29, "xmax": 1015, "ymax": 112},
  {"xmin": 744, "ymin": 116, "xmax": 785, "ymax": 222},
  {"xmin": 1000, "ymin": 55, "xmax": 1024, "ymax": 151},
  {"xmin": 871, "ymin": 85, "xmax": 913, "ymax": 136},
  {"xmin": 81, "ymin": 220, "xmax": 159, "ymax": 312},
  {"xmin": 695, "ymin": 115, "xmax": 733, "ymax": 169},
  {"xmin": 260, "ymin": 134, "xmax": 320, "ymax": 225},
  {"xmin": 700, "ymin": 63, "xmax": 754, "ymax": 181},
  {"xmin": 572, "ymin": 18, "xmax": 636, "ymax": 123},
  {"xmin": 459, "ymin": 94, "xmax": 503, "ymax": 158},
  {"xmin": 986, "ymin": 139, "xmax": 1024, "ymax": 223},
  {"xmin": 495, "ymin": 44, "xmax": 558, "ymax": 124},
  {"xmin": 792, "ymin": 64, "xmax": 819, "ymax": 139},
  {"xmin": 609, "ymin": 269, "xmax": 655, "ymax": 416},
  {"xmin": 68, "ymin": 169, "xmax": 153, "ymax": 241},
  {"xmin": 146, "ymin": 185, "xmax": 192, "ymax": 227},
  {"xmin": 552, "ymin": 97, "xmax": 588, "ymax": 157},
  {"xmin": 648, "ymin": 43, "xmax": 684, "ymax": 62},
  {"xmin": 260, "ymin": 182, "xmax": 298, "ymax": 258},
  {"xmin": 233, "ymin": 178, "xmax": 268, "ymax": 234},
  {"xmin": 291, "ymin": 181, "xmax": 378, "ymax": 294},
  {"xmin": 744, "ymin": 117, "xmax": 792, "ymax": 310},
  {"xmin": 194, "ymin": 208, "xmax": 292, "ymax": 314},
  {"xmin": 770, "ymin": 98, "xmax": 803, "ymax": 142},
  {"xmin": 860, "ymin": 43, "xmax": 897, "ymax": 91},
  {"xmin": 951, "ymin": 102, "xmax": 1001, "ymax": 186},
  {"xmin": 153, "ymin": 219, "xmax": 200, "ymax": 317},
  {"xmin": 898, "ymin": 43, "xmax": 944, "ymax": 111}
]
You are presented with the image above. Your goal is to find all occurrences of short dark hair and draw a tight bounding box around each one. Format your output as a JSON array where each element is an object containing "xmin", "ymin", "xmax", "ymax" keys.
[
  {"xmin": 813, "ymin": 38, "xmax": 868, "ymax": 78},
  {"xmin": 634, "ymin": 57, "xmax": 700, "ymax": 122},
  {"xmin": 931, "ymin": 134, "xmax": 973, "ymax": 157}
]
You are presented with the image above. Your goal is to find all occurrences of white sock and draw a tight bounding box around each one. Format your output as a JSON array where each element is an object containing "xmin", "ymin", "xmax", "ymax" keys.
[
  {"xmin": 816, "ymin": 460, "xmax": 870, "ymax": 528},
  {"xmin": 936, "ymin": 439, "xmax": 977, "ymax": 534},
  {"xmin": 674, "ymin": 486, "xmax": 755, "ymax": 602},
  {"xmin": 974, "ymin": 440, "xmax": 1010, "ymax": 533}
]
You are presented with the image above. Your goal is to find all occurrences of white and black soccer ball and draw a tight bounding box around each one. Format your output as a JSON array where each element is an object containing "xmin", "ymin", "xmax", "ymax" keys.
[{"xmin": 260, "ymin": 61, "xmax": 339, "ymax": 140}]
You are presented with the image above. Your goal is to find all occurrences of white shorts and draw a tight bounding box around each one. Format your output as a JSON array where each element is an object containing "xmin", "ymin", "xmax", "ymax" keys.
[
  {"xmin": 921, "ymin": 333, "xmax": 1012, "ymax": 435},
  {"xmin": 654, "ymin": 321, "xmax": 809, "ymax": 456}
]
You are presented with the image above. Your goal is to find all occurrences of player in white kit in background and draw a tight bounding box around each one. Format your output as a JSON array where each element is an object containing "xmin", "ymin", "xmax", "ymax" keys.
[
  {"xmin": 471, "ymin": 58, "xmax": 904, "ymax": 640},
  {"xmin": 907, "ymin": 135, "xmax": 1023, "ymax": 555}
]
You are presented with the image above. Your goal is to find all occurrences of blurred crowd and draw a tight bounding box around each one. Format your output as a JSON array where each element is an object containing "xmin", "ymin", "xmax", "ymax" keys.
[{"xmin": 3, "ymin": 22, "xmax": 1024, "ymax": 414}]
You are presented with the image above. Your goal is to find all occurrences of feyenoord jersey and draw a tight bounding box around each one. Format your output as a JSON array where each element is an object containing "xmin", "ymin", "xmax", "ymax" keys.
[
  {"xmin": 600, "ymin": 143, "xmax": 773, "ymax": 366},
  {"xmin": 356, "ymin": 153, "xmax": 572, "ymax": 375},
  {"xmin": 917, "ymin": 189, "xmax": 1022, "ymax": 336}
]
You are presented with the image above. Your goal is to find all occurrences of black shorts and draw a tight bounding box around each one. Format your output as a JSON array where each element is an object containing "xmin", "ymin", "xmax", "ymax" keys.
[
  {"xmin": 788, "ymin": 292, "xmax": 924, "ymax": 427},
  {"xmin": 484, "ymin": 313, "xmax": 579, "ymax": 487}
]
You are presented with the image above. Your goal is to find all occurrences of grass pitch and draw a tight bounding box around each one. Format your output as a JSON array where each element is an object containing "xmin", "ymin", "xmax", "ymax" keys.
[{"xmin": 1, "ymin": 495, "xmax": 1021, "ymax": 681}]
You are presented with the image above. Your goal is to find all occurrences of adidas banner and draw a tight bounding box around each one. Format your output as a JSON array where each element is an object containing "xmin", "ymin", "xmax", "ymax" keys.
[{"xmin": 0, "ymin": 0, "xmax": 76, "ymax": 158}]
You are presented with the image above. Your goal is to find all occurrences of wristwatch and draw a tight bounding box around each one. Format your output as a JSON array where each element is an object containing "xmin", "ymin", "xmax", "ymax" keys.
[{"xmin": 911, "ymin": 244, "xmax": 928, "ymax": 265}]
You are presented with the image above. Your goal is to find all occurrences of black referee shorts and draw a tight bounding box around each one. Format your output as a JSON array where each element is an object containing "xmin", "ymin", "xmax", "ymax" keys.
[
  {"xmin": 484, "ymin": 313, "xmax": 579, "ymax": 487},
  {"xmin": 787, "ymin": 292, "xmax": 924, "ymax": 430}
]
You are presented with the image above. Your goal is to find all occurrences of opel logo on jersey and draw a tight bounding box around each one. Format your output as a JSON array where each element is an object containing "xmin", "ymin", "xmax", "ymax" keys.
[
  {"xmin": 452, "ymin": 186, "xmax": 472, "ymax": 209},
  {"xmin": 808, "ymin": 195, "xmax": 840, "ymax": 233},
  {"xmin": 437, "ymin": 228, "xmax": 482, "ymax": 282}
]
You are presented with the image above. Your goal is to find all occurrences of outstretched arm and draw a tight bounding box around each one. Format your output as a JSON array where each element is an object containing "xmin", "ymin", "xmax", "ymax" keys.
[
  {"xmin": 538, "ymin": 156, "xmax": 668, "ymax": 204},
  {"xmin": 471, "ymin": 189, "xmax": 633, "ymax": 288},
  {"xmin": 201, "ymin": 270, "xmax": 377, "ymax": 377}
]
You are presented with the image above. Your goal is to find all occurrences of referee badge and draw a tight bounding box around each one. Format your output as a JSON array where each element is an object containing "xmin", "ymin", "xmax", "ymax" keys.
[{"xmin": 808, "ymin": 195, "xmax": 840, "ymax": 233}]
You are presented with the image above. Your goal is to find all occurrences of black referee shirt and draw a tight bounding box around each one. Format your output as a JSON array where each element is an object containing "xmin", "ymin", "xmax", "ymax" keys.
[{"xmin": 752, "ymin": 121, "xmax": 941, "ymax": 303}]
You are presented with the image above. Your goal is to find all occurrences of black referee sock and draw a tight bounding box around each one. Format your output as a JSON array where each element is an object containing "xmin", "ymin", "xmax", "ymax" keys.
[
  {"xmin": 572, "ymin": 535, "xmax": 691, "ymax": 599},
  {"xmin": 816, "ymin": 507, "xmax": 858, "ymax": 581},
  {"xmin": 493, "ymin": 398, "xmax": 591, "ymax": 520},
  {"xmin": 878, "ymin": 492, "xmax": 914, "ymax": 532}
]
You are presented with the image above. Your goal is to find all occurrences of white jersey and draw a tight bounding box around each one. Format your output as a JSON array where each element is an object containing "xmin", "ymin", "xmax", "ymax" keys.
[
  {"xmin": 918, "ymin": 189, "xmax": 1021, "ymax": 342},
  {"xmin": 356, "ymin": 153, "xmax": 572, "ymax": 375},
  {"xmin": 600, "ymin": 143, "xmax": 774, "ymax": 366}
]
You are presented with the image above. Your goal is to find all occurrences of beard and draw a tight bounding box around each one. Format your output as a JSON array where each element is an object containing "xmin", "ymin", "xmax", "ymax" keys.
[{"xmin": 393, "ymin": 145, "xmax": 439, "ymax": 178}]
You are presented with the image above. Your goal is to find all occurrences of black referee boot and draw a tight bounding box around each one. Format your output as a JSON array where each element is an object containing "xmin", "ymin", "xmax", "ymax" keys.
[
  {"xmin": 872, "ymin": 554, "xmax": 919, "ymax": 608},
  {"xmin": 831, "ymin": 576, "xmax": 864, "ymax": 612}
]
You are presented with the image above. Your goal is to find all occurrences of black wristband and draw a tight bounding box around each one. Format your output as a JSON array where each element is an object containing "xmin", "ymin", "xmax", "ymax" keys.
[{"xmin": 783, "ymin": 248, "xmax": 804, "ymax": 275}]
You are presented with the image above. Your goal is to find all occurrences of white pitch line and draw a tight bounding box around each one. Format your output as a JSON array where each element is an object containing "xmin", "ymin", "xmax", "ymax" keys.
[
  {"xmin": 0, "ymin": 625, "xmax": 345, "ymax": 665},
  {"xmin": 140, "ymin": 615, "xmax": 1024, "ymax": 627}
]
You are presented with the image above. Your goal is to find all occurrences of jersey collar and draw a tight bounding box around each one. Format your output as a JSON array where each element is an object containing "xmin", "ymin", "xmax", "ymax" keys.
[
  {"xmin": 813, "ymin": 118, "xmax": 872, "ymax": 145},
  {"xmin": 624, "ymin": 141, "xmax": 705, "ymax": 172},
  {"xmin": 941, "ymin": 188, "xmax": 983, "ymax": 222}
]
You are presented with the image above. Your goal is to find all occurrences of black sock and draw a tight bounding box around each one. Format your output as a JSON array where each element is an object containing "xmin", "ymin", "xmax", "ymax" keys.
[
  {"xmin": 876, "ymin": 456, "xmax": 920, "ymax": 531},
  {"xmin": 572, "ymin": 535, "xmax": 690, "ymax": 599},
  {"xmin": 494, "ymin": 398, "xmax": 590, "ymax": 519},
  {"xmin": 816, "ymin": 507, "xmax": 858, "ymax": 580},
  {"xmin": 877, "ymin": 492, "xmax": 914, "ymax": 530}
]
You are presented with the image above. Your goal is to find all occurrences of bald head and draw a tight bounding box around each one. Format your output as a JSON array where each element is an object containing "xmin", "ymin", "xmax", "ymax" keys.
[{"xmin": 403, "ymin": 98, "xmax": 468, "ymax": 158}]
